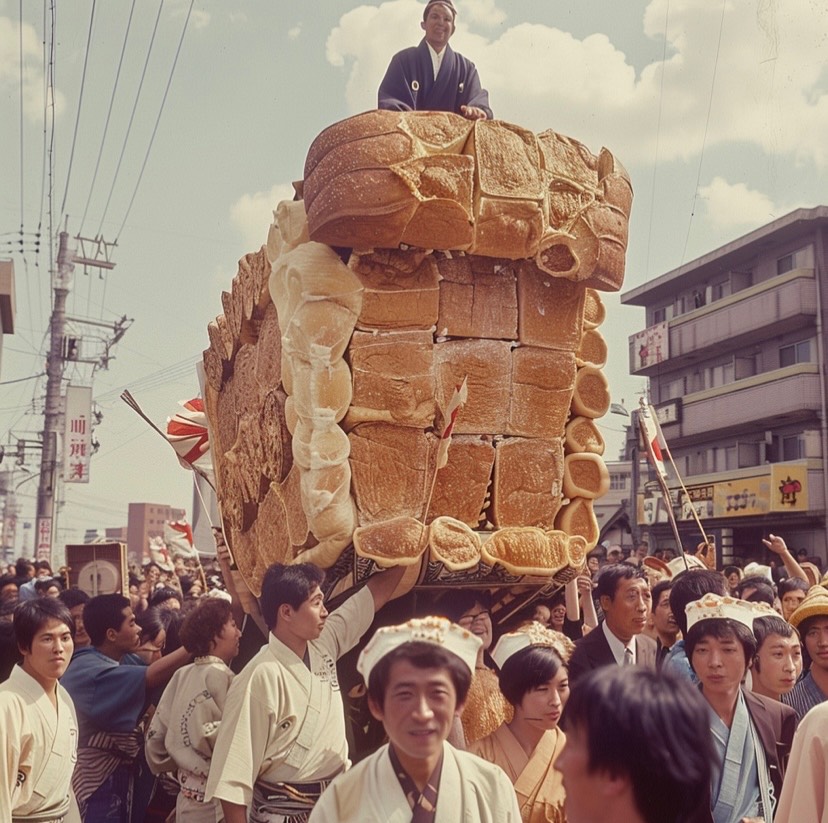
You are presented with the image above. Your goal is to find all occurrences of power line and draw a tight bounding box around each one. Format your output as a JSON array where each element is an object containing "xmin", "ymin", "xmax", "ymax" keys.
[
  {"xmin": 59, "ymin": 0, "xmax": 97, "ymax": 219},
  {"xmin": 96, "ymin": 0, "xmax": 164, "ymax": 237},
  {"xmin": 79, "ymin": 0, "xmax": 137, "ymax": 235},
  {"xmin": 116, "ymin": 0, "xmax": 195, "ymax": 240}
]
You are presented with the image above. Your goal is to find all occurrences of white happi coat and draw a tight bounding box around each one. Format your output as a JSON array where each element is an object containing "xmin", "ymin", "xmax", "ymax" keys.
[
  {"xmin": 204, "ymin": 586, "xmax": 374, "ymax": 809},
  {"xmin": 0, "ymin": 665, "xmax": 81, "ymax": 822},
  {"xmin": 308, "ymin": 742, "xmax": 522, "ymax": 823},
  {"xmin": 145, "ymin": 656, "xmax": 235, "ymax": 796}
]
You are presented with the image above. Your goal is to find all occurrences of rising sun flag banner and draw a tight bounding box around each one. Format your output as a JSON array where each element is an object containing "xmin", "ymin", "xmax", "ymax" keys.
[
  {"xmin": 436, "ymin": 377, "xmax": 469, "ymax": 469},
  {"xmin": 166, "ymin": 398, "xmax": 214, "ymax": 487},
  {"xmin": 638, "ymin": 401, "xmax": 670, "ymax": 484},
  {"xmin": 164, "ymin": 519, "xmax": 200, "ymax": 560}
]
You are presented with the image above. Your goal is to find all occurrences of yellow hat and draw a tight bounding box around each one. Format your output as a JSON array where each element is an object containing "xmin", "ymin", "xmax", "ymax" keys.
[
  {"xmin": 788, "ymin": 585, "xmax": 828, "ymax": 629},
  {"xmin": 357, "ymin": 616, "xmax": 481, "ymax": 683},
  {"xmin": 685, "ymin": 594, "xmax": 758, "ymax": 632},
  {"xmin": 490, "ymin": 621, "xmax": 574, "ymax": 669}
]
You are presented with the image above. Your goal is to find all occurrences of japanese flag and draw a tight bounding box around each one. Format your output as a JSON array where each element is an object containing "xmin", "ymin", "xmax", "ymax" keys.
[
  {"xmin": 436, "ymin": 377, "xmax": 469, "ymax": 469},
  {"xmin": 638, "ymin": 402, "xmax": 670, "ymax": 483}
]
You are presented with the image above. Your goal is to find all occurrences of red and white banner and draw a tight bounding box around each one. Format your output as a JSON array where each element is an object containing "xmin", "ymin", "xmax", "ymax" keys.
[
  {"xmin": 638, "ymin": 400, "xmax": 670, "ymax": 483},
  {"xmin": 436, "ymin": 377, "xmax": 468, "ymax": 469},
  {"xmin": 166, "ymin": 398, "xmax": 214, "ymax": 486},
  {"xmin": 164, "ymin": 519, "xmax": 199, "ymax": 559},
  {"xmin": 64, "ymin": 385, "xmax": 93, "ymax": 483}
]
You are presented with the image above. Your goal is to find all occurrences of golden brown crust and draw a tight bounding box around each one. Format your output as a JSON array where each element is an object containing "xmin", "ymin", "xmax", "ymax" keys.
[
  {"xmin": 428, "ymin": 517, "xmax": 481, "ymax": 571},
  {"xmin": 353, "ymin": 516, "xmax": 427, "ymax": 568}
]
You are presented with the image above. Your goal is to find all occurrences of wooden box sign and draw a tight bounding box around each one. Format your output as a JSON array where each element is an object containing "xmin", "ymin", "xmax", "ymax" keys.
[{"xmin": 65, "ymin": 543, "xmax": 128, "ymax": 596}]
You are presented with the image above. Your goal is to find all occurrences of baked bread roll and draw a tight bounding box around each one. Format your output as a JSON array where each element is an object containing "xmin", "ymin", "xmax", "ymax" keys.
[
  {"xmin": 354, "ymin": 516, "xmax": 427, "ymax": 568},
  {"xmin": 480, "ymin": 527, "xmax": 567, "ymax": 577},
  {"xmin": 563, "ymin": 453, "xmax": 611, "ymax": 500},
  {"xmin": 566, "ymin": 534, "xmax": 589, "ymax": 570},
  {"xmin": 555, "ymin": 497, "xmax": 600, "ymax": 550},
  {"xmin": 571, "ymin": 365, "xmax": 611, "ymax": 419},
  {"xmin": 582, "ymin": 289, "xmax": 606, "ymax": 329},
  {"xmin": 565, "ymin": 416, "xmax": 605, "ymax": 456},
  {"xmin": 428, "ymin": 517, "xmax": 481, "ymax": 571},
  {"xmin": 576, "ymin": 328, "xmax": 607, "ymax": 368}
]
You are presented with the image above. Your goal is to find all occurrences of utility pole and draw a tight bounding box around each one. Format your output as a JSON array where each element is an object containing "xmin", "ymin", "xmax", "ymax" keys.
[{"xmin": 36, "ymin": 228, "xmax": 118, "ymax": 565}]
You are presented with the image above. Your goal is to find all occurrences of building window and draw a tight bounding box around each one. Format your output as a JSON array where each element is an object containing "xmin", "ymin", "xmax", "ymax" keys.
[
  {"xmin": 706, "ymin": 362, "xmax": 734, "ymax": 389},
  {"xmin": 652, "ymin": 306, "xmax": 667, "ymax": 324},
  {"xmin": 610, "ymin": 473, "xmax": 630, "ymax": 491},
  {"xmin": 662, "ymin": 377, "xmax": 685, "ymax": 401},
  {"xmin": 711, "ymin": 280, "xmax": 730, "ymax": 301},
  {"xmin": 777, "ymin": 254, "xmax": 795, "ymax": 275},
  {"xmin": 782, "ymin": 435, "xmax": 805, "ymax": 461},
  {"xmin": 779, "ymin": 340, "xmax": 811, "ymax": 367}
]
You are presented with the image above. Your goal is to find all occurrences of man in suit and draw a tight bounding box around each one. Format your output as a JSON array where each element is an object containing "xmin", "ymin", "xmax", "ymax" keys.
[{"xmin": 568, "ymin": 564, "xmax": 657, "ymax": 684}]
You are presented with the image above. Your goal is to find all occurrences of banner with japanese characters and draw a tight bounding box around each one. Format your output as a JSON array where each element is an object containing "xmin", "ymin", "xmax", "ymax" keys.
[{"xmin": 64, "ymin": 385, "xmax": 93, "ymax": 483}]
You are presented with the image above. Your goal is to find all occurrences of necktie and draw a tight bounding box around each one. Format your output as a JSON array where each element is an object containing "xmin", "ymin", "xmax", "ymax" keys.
[{"xmin": 623, "ymin": 646, "xmax": 634, "ymax": 666}]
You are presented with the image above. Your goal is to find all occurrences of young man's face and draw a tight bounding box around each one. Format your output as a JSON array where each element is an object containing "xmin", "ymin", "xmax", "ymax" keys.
[
  {"xmin": 602, "ymin": 577, "xmax": 651, "ymax": 642},
  {"xmin": 420, "ymin": 4, "xmax": 455, "ymax": 51},
  {"xmin": 557, "ymin": 723, "xmax": 613, "ymax": 823},
  {"xmin": 369, "ymin": 660, "xmax": 461, "ymax": 764},
  {"xmin": 803, "ymin": 617, "xmax": 828, "ymax": 672},
  {"xmin": 457, "ymin": 601, "xmax": 492, "ymax": 650},
  {"xmin": 285, "ymin": 585, "xmax": 328, "ymax": 641},
  {"xmin": 111, "ymin": 607, "xmax": 141, "ymax": 653},
  {"xmin": 780, "ymin": 589, "xmax": 806, "ymax": 621},
  {"xmin": 21, "ymin": 617, "xmax": 74, "ymax": 687},
  {"xmin": 70, "ymin": 604, "xmax": 90, "ymax": 648},
  {"xmin": 652, "ymin": 589, "xmax": 678, "ymax": 639},
  {"xmin": 753, "ymin": 633, "xmax": 802, "ymax": 696},
  {"xmin": 691, "ymin": 631, "xmax": 747, "ymax": 696}
]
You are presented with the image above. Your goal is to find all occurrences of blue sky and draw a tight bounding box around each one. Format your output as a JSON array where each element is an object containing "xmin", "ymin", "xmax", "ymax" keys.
[{"xmin": 1, "ymin": 0, "xmax": 826, "ymax": 550}]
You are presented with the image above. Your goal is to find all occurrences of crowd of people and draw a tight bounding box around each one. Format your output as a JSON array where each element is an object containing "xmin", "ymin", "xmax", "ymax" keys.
[{"xmin": 2, "ymin": 530, "xmax": 828, "ymax": 822}]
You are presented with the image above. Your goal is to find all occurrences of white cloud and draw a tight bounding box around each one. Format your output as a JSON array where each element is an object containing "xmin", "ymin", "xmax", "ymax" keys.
[
  {"xmin": 326, "ymin": 0, "xmax": 828, "ymax": 169},
  {"xmin": 0, "ymin": 15, "xmax": 65, "ymax": 121},
  {"xmin": 230, "ymin": 183, "xmax": 296, "ymax": 251},
  {"xmin": 699, "ymin": 177, "xmax": 779, "ymax": 228},
  {"xmin": 189, "ymin": 9, "xmax": 211, "ymax": 30},
  {"xmin": 288, "ymin": 25, "xmax": 302, "ymax": 41},
  {"xmin": 455, "ymin": 0, "xmax": 506, "ymax": 28}
]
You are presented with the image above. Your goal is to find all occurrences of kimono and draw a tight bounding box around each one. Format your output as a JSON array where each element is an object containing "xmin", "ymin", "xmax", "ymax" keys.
[
  {"xmin": 145, "ymin": 655, "xmax": 235, "ymax": 822},
  {"xmin": 0, "ymin": 665, "xmax": 80, "ymax": 822},
  {"xmin": 378, "ymin": 40, "xmax": 493, "ymax": 119},
  {"xmin": 308, "ymin": 741, "xmax": 522, "ymax": 822},
  {"xmin": 470, "ymin": 724, "xmax": 566, "ymax": 823},
  {"xmin": 204, "ymin": 587, "xmax": 375, "ymax": 821},
  {"xmin": 774, "ymin": 701, "xmax": 828, "ymax": 822}
]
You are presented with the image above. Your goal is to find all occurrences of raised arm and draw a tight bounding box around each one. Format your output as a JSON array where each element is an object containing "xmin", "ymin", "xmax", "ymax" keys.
[{"xmin": 762, "ymin": 534, "xmax": 809, "ymax": 583}]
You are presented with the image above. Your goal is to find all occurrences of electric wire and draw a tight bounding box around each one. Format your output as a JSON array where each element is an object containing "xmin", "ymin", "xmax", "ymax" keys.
[
  {"xmin": 59, "ymin": 0, "xmax": 97, "ymax": 220},
  {"xmin": 115, "ymin": 0, "xmax": 195, "ymax": 241},
  {"xmin": 79, "ymin": 0, "xmax": 137, "ymax": 235},
  {"xmin": 96, "ymin": 0, "xmax": 164, "ymax": 237},
  {"xmin": 0, "ymin": 373, "xmax": 47, "ymax": 387},
  {"xmin": 680, "ymin": 0, "xmax": 727, "ymax": 266}
]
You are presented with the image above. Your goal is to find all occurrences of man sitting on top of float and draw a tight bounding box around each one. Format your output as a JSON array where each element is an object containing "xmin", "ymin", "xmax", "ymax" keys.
[{"xmin": 378, "ymin": 0, "xmax": 493, "ymax": 120}]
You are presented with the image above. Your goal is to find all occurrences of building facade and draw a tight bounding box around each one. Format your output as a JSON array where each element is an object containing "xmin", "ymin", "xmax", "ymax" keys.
[
  {"xmin": 621, "ymin": 206, "xmax": 828, "ymax": 567},
  {"xmin": 127, "ymin": 502, "xmax": 185, "ymax": 564}
]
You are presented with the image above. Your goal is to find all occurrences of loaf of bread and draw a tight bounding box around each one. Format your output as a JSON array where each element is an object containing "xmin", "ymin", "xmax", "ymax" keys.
[
  {"xmin": 563, "ymin": 453, "xmax": 611, "ymax": 500},
  {"xmin": 428, "ymin": 516, "xmax": 481, "ymax": 571},
  {"xmin": 481, "ymin": 527, "xmax": 568, "ymax": 577},
  {"xmin": 354, "ymin": 516, "xmax": 427, "ymax": 568}
]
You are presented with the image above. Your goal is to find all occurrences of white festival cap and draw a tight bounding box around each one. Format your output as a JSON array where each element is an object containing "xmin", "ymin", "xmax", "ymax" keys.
[
  {"xmin": 685, "ymin": 593, "xmax": 759, "ymax": 632},
  {"xmin": 490, "ymin": 621, "xmax": 573, "ymax": 670},
  {"xmin": 357, "ymin": 616, "xmax": 482, "ymax": 683}
]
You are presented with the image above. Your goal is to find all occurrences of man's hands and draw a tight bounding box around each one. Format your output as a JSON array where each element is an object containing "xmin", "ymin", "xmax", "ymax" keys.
[{"xmin": 460, "ymin": 104, "xmax": 487, "ymax": 120}]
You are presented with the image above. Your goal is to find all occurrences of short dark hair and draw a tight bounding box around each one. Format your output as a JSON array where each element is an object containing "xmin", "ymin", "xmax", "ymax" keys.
[
  {"xmin": 179, "ymin": 598, "xmax": 233, "ymax": 656},
  {"xmin": 144, "ymin": 562, "xmax": 162, "ymax": 574},
  {"xmin": 162, "ymin": 609, "xmax": 185, "ymax": 654},
  {"xmin": 422, "ymin": 0, "xmax": 456, "ymax": 23},
  {"xmin": 737, "ymin": 575, "xmax": 775, "ymax": 606},
  {"xmin": 14, "ymin": 598, "xmax": 74, "ymax": 652},
  {"xmin": 752, "ymin": 615, "xmax": 798, "ymax": 673},
  {"xmin": 436, "ymin": 589, "xmax": 491, "ymax": 624},
  {"xmin": 595, "ymin": 564, "xmax": 646, "ymax": 601},
  {"xmin": 34, "ymin": 577, "xmax": 61, "ymax": 594},
  {"xmin": 778, "ymin": 577, "xmax": 809, "ymax": 598},
  {"xmin": 58, "ymin": 588, "xmax": 90, "ymax": 610},
  {"xmin": 685, "ymin": 619, "xmax": 757, "ymax": 670},
  {"xmin": 798, "ymin": 613, "xmax": 828, "ymax": 669},
  {"xmin": 137, "ymin": 606, "xmax": 167, "ymax": 644},
  {"xmin": 497, "ymin": 645, "xmax": 565, "ymax": 707},
  {"xmin": 563, "ymin": 667, "xmax": 714, "ymax": 823},
  {"xmin": 15, "ymin": 558, "xmax": 34, "ymax": 577},
  {"xmin": 669, "ymin": 570, "xmax": 726, "ymax": 636},
  {"xmin": 149, "ymin": 586, "xmax": 182, "ymax": 609},
  {"xmin": 0, "ymin": 573, "xmax": 18, "ymax": 591},
  {"xmin": 83, "ymin": 593, "xmax": 131, "ymax": 647},
  {"xmin": 650, "ymin": 580, "xmax": 673, "ymax": 607},
  {"xmin": 367, "ymin": 641, "xmax": 471, "ymax": 710},
  {"xmin": 260, "ymin": 563, "xmax": 325, "ymax": 629}
]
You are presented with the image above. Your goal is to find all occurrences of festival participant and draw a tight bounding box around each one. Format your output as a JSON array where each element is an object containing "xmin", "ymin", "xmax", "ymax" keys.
[
  {"xmin": 58, "ymin": 588, "xmax": 91, "ymax": 650},
  {"xmin": 684, "ymin": 594, "xmax": 797, "ymax": 821},
  {"xmin": 0, "ymin": 598, "xmax": 80, "ymax": 821},
  {"xmin": 146, "ymin": 597, "xmax": 241, "ymax": 822},
  {"xmin": 783, "ymin": 584, "xmax": 828, "ymax": 719},
  {"xmin": 309, "ymin": 616, "xmax": 522, "ymax": 822},
  {"xmin": 61, "ymin": 592, "xmax": 192, "ymax": 821},
  {"xmin": 649, "ymin": 580, "xmax": 679, "ymax": 666},
  {"xmin": 470, "ymin": 622, "xmax": 572, "ymax": 822},
  {"xmin": 777, "ymin": 576, "xmax": 808, "ymax": 622},
  {"xmin": 557, "ymin": 666, "xmax": 714, "ymax": 823},
  {"xmin": 204, "ymin": 562, "xmax": 407, "ymax": 823},
  {"xmin": 378, "ymin": 0, "xmax": 492, "ymax": 120},
  {"xmin": 773, "ymin": 699, "xmax": 828, "ymax": 822},
  {"xmin": 750, "ymin": 613, "xmax": 802, "ymax": 702},
  {"xmin": 567, "ymin": 564, "xmax": 656, "ymax": 684}
]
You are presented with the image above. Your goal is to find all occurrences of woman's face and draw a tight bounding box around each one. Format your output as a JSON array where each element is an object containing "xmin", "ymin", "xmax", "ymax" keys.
[
  {"xmin": 517, "ymin": 666, "xmax": 570, "ymax": 731},
  {"xmin": 135, "ymin": 628, "xmax": 166, "ymax": 664},
  {"xmin": 550, "ymin": 604, "xmax": 566, "ymax": 630}
]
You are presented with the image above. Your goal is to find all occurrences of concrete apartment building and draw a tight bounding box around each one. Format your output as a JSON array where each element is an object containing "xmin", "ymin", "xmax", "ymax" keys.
[
  {"xmin": 621, "ymin": 206, "xmax": 828, "ymax": 567},
  {"xmin": 127, "ymin": 502, "xmax": 185, "ymax": 563}
]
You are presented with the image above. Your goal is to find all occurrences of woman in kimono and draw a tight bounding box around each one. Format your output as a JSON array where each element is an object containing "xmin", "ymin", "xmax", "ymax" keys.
[
  {"xmin": 470, "ymin": 622, "xmax": 573, "ymax": 823},
  {"xmin": 146, "ymin": 596, "xmax": 241, "ymax": 821}
]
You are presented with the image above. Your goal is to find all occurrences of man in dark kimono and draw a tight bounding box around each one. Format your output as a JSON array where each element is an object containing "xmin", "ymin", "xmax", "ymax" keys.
[{"xmin": 378, "ymin": 0, "xmax": 493, "ymax": 120}]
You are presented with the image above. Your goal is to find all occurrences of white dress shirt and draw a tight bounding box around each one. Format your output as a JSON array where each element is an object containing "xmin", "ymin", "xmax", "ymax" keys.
[{"xmin": 602, "ymin": 620, "xmax": 636, "ymax": 666}]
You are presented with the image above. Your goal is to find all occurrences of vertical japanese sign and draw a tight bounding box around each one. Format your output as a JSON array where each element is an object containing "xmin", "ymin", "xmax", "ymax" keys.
[
  {"xmin": 36, "ymin": 516, "xmax": 52, "ymax": 561},
  {"xmin": 64, "ymin": 385, "xmax": 93, "ymax": 483}
]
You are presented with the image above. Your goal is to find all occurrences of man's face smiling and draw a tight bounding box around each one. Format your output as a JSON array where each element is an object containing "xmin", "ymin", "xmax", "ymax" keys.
[
  {"xmin": 421, "ymin": 4, "xmax": 455, "ymax": 51},
  {"xmin": 601, "ymin": 577, "xmax": 651, "ymax": 643}
]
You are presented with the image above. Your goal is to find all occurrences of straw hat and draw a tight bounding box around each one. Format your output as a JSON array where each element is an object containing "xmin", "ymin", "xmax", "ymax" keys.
[{"xmin": 788, "ymin": 585, "xmax": 828, "ymax": 629}]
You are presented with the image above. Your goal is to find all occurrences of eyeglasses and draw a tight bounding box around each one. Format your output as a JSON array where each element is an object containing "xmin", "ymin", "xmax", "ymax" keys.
[{"xmin": 458, "ymin": 610, "xmax": 491, "ymax": 628}]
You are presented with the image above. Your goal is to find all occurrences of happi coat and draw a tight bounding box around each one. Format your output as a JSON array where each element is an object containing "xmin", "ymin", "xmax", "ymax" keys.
[
  {"xmin": 470, "ymin": 724, "xmax": 566, "ymax": 823},
  {"xmin": 308, "ymin": 741, "xmax": 521, "ymax": 823},
  {"xmin": 378, "ymin": 39, "xmax": 492, "ymax": 119},
  {"xmin": 145, "ymin": 655, "xmax": 235, "ymax": 820},
  {"xmin": 0, "ymin": 664, "xmax": 81, "ymax": 822},
  {"xmin": 204, "ymin": 586, "xmax": 375, "ymax": 811}
]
